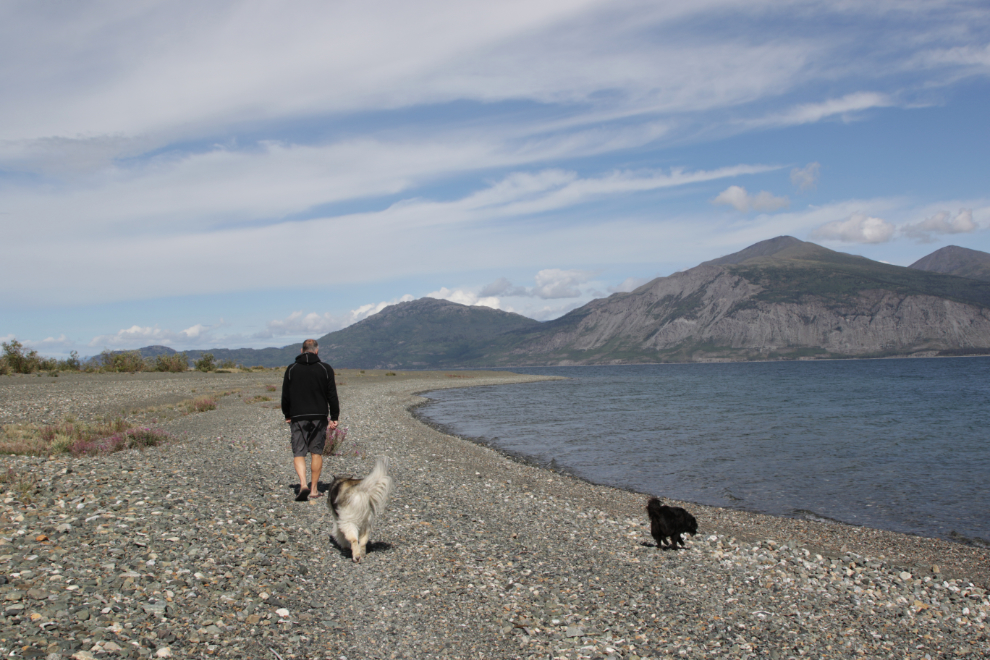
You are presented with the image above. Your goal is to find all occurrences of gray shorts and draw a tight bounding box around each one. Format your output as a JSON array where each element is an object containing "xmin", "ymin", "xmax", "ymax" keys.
[{"xmin": 290, "ymin": 418, "xmax": 328, "ymax": 457}]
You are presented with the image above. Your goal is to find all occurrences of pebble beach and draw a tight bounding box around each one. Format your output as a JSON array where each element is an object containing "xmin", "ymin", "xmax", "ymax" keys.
[{"xmin": 0, "ymin": 370, "xmax": 987, "ymax": 660}]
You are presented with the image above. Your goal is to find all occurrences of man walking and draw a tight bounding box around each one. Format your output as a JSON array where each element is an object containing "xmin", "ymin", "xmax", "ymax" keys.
[{"xmin": 281, "ymin": 338, "xmax": 339, "ymax": 501}]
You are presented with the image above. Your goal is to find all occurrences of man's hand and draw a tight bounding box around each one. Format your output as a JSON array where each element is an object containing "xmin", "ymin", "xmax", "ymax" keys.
[
  {"xmin": 285, "ymin": 418, "xmax": 291, "ymax": 423},
  {"xmin": 328, "ymin": 420, "xmax": 338, "ymax": 430}
]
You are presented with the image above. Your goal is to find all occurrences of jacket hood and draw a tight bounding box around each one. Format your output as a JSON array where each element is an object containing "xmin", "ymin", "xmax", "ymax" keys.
[{"xmin": 294, "ymin": 352, "xmax": 322, "ymax": 365}]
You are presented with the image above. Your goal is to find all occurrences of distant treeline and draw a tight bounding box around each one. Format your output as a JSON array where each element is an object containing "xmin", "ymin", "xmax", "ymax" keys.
[{"xmin": 0, "ymin": 339, "xmax": 274, "ymax": 375}]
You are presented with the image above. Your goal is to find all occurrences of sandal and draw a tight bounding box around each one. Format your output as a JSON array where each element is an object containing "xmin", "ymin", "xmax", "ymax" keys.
[
  {"xmin": 295, "ymin": 487, "xmax": 311, "ymax": 502},
  {"xmin": 309, "ymin": 490, "xmax": 325, "ymax": 499}
]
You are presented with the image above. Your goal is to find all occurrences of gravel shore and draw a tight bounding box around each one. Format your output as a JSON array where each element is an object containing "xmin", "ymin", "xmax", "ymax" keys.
[{"xmin": 1, "ymin": 370, "xmax": 987, "ymax": 659}]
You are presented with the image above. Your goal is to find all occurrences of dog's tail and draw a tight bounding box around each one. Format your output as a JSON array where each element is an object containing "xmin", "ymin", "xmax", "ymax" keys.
[{"xmin": 356, "ymin": 456, "xmax": 393, "ymax": 517}]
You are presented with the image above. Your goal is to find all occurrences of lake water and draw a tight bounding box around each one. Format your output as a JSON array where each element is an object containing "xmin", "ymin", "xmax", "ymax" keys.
[{"xmin": 416, "ymin": 358, "xmax": 990, "ymax": 544}]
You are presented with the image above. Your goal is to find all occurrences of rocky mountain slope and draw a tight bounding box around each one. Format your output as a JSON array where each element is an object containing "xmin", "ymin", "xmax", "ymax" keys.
[
  {"xmin": 909, "ymin": 245, "xmax": 990, "ymax": 282},
  {"xmin": 480, "ymin": 237, "xmax": 990, "ymax": 364}
]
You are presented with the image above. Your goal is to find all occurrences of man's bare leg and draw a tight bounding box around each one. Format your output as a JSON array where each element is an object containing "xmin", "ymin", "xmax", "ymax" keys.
[
  {"xmin": 293, "ymin": 456, "xmax": 309, "ymax": 494},
  {"xmin": 310, "ymin": 453, "xmax": 323, "ymax": 495}
]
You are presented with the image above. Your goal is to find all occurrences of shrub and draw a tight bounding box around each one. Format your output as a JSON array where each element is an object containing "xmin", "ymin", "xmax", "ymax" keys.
[
  {"xmin": 100, "ymin": 349, "xmax": 147, "ymax": 373},
  {"xmin": 2, "ymin": 339, "xmax": 45, "ymax": 374},
  {"xmin": 194, "ymin": 353, "xmax": 216, "ymax": 372},
  {"xmin": 155, "ymin": 352, "xmax": 188, "ymax": 372},
  {"xmin": 69, "ymin": 427, "xmax": 168, "ymax": 457},
  {"xmin": 57, "ymin": 351, "xmax": 81, "ymax": 371},
  {"xmin": 218, "ymin": 359, "xmax": 236, "ymax": 369},
  {"xmin": 185, "ymin": 396, "xmax": 218, "ymax": 412},
  {"xmin": 265, "ymin": 385, "xmax": 277, "ymax": 392}
]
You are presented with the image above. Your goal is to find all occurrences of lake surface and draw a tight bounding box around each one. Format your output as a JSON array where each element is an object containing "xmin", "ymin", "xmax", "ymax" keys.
[{"xmin": 416, "ymin": 358, "xmax": 990, "ymax": 544}]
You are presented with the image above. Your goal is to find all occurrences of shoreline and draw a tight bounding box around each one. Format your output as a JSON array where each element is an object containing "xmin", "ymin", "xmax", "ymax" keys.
[
  {"xmin": 1, "ymin": 370, "xmax": 987, "ymax": 659},
  {"xmin": 404, "ymin": 375, "xmax": 990, "ymax": 590}
]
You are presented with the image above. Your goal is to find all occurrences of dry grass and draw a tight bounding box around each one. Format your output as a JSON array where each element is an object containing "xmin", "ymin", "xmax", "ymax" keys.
[
  {"xmin": 244, "ymin": 395, "xmax": 272, "ymax": 404},
  {"xmin": 265, "ymin": 385, "xmax": 277, "ymax": 392}
]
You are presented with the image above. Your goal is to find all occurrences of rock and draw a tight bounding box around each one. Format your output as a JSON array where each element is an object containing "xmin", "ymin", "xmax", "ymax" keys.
[
  {"xmin": 142, "ymin": 601, "xmax": 166, "ymax": 615},
  {"xmin": 565, "ymin": 626, "xmax": 583, "ymax": 638},
  {"xmin": 155, "ymin": 649, "xmax": 173, "ymax": 658}
]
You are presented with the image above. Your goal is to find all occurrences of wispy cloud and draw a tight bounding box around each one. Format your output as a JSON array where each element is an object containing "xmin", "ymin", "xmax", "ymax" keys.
[
  {"xmin": 790, "ymin": 162, "xmax": 820, "ymax": 191},
  {"xmin": 753, "ymin": 92, "xmax": 892, "ymax": 128},
  {"xmin": 1, "ymin": 164, "xmax": 773, "ymax": 305}
]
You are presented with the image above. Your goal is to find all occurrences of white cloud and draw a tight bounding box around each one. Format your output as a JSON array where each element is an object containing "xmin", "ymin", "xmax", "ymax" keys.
[
  {"xmin": 608, "ymin": 277, "xmax": 650, "ymax": 293},
  {"xmin": 914, "ymin": 44, "xmax": 990, "ymax": 70},
  {"xmin": 712, "ymin": 185, "xmax": 789, "ymax": 213},
  {"xmin": 479, "ymin": 277, "xmax": 528, "ymax": 297},
  {"xmin": 901, "ymin": 209, "xmax": 977, "ymax": 243},
  {"xmin": 88, "ymin": 322, "xmax": 222, "ymax": 348},
  {"xmin": 758, "ymin": 92, "xmax": 892, "ymax": 127},
  {"xmin": 261, "ymin": 311, "xmax": 340, "ymax": 339},
  {"xmin": 23, "ymin": 334, "xmax": 74, "ymax": 349},
  {"xmin": 790, "ymin": 162, "xmax": 820, "ymax": 191},
  {"xmin": 346, "ymin": 295, "xmax": 416, "ymax": 325},
  {"xmin": 811, "ymin": 213, "xmax": 896, "ymax": 244},
  {"xmin": 426, "ymin": 287, "xmax": 503, "ymax": 310},
  {"xmin": 532, "ymin": 269, "xmax": 597, "ymax": 299}
]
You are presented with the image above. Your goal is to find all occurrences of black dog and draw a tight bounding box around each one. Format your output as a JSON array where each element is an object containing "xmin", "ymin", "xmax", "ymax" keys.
[{"xmin": 646, "ymin": 497, "xmax": 698, "ymax": 549}]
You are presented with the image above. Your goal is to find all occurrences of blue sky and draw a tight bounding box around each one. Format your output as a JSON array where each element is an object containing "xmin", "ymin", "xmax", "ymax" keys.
[{"xmin": 2, "ymin": 0, "xmax": 989, "ymax": 357}]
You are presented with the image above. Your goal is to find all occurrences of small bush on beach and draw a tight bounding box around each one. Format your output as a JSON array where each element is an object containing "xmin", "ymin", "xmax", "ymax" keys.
[
  {"xmin": 185, "ymin": 395, "xmax": 218, "ymax": 412},
  {"xmin": 68, "ymin": 427, "xmax": 168, "ymax": 457},
  {"xmin": 194, "ymin": 353, "xmax": 216, "ymax": 372},
  {"xmin": 265, "ymin": 384, "xmax": 277, "ymax": 392},
  {"xmin": 155, "ymin": 352, "xmax": 188, "ymax": 372},
  {"xmin": 0, "ymin": 418, "xmax": 168, "ymax": 457}
]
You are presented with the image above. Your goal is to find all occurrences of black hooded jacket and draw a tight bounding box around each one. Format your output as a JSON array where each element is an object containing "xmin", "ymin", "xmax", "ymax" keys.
[{"xmin": 281, "ymin": 352, "xmax": 340, "ymax": 421}]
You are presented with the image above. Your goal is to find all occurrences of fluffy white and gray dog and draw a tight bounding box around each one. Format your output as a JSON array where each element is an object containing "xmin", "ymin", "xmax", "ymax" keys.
[{"xmin": 326, "ymin": 456, "xmax": 393, "ymax": 562}]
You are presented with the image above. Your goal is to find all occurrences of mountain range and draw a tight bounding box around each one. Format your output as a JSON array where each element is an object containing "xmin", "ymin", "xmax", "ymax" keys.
[{"xmin": 131, "ymin": 238, "xmax": 990, "ymax": 368}]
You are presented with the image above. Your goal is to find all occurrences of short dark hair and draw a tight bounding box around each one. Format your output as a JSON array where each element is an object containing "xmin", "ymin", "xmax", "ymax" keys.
[{"xmin": 302, "ymin": 339, "xmax": 318, "ymax": 352}]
